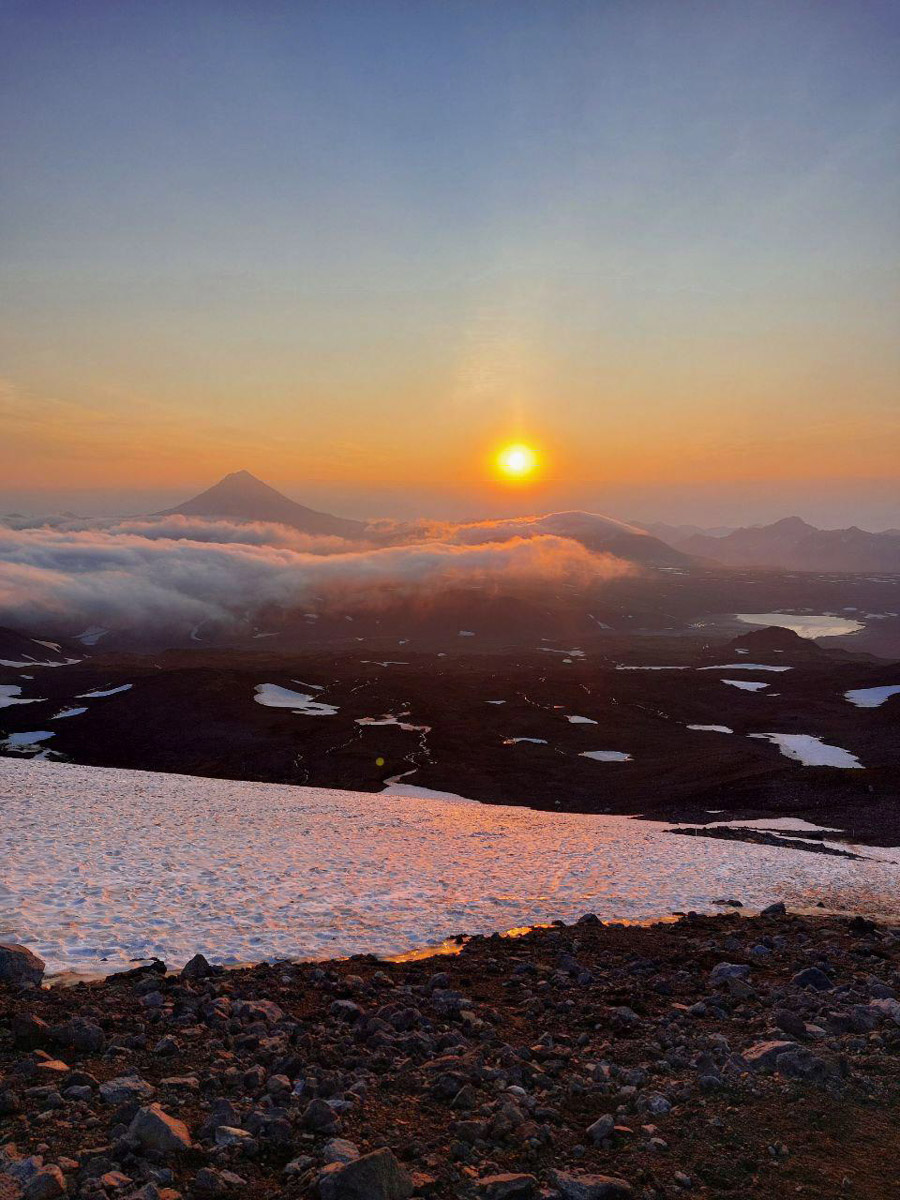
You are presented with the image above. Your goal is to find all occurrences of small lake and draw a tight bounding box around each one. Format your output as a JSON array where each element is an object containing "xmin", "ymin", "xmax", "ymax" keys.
[{"xmin": 736, "ymin": 612, "xmax": 864, "ymax": 638}]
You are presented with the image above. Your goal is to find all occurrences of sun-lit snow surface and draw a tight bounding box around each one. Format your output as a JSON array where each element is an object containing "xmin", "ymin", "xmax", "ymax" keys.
[
  {"xmin": 688, "ymin": 817, "xmax": 845, "ymax": 835},
  {"xmin": 357, "ymin": 715, "xmax": 431, "ymax": 732},
  {"xmin": 748, "ymin": 733, "xmax": 863, "ymax": 768},
  {"xmin": 76, "ymin": 684, "xmax": 133, "ymax": 699},
  {"xmin": 699, "ymin": 663, "xmax": 792, "ymax": 672},
  {"xmin": 3, "ymin": 759, "xmax": 899, "ymax": 978},
  {"xmin": 687, "ymin": 724, "xmax": 733, "ymax": 733},
  {"xmin": 844, "ymin": 685, "xmax": 900, "ymax": 709},
  {"xmin": 0, "ymin": 685, "xmax": 45, "ymax": 710},
  {"xmin": 0, "ymin": 657, "xmax": 80, "ymax": 669},
  {"xmin": 722, "ymin": 680, "xmax": 769, "ymax": 691},
  {"xmin": 253, "ymin": 684, "xmax": 338, "ymax": 716},
  {"xmin": 380, "ymin": 778, "xmax": 475, "ymax": 804},
  {"xmin": 1, "ymin": 731, "xmax": 54, "ymax": 749},
  {"xmin": 76, "ymin": 626, "xmax": 109, "ymax": 646},
  {"xmin": 616, "ymin": 665, "xmax": 690, "ymax": 671},
  {"xmin": 736, "ymin": 612, "xmax": 864, "ymax": 638}
]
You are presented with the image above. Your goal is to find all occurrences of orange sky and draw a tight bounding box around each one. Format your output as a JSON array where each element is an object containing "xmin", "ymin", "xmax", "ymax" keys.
[
  {"xmin": 3, "ymin": 369, "xmax": 897, "ymax": 497},
  {"xmin": 2, "ymin": 3, "xmax": 898, "ymax": 524}
]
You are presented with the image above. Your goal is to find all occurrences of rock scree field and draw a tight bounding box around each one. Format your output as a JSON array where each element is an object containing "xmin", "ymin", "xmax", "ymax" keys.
[{"xmin": 2, "ymin": 909, "xmax": 900, "ymax": 1200}]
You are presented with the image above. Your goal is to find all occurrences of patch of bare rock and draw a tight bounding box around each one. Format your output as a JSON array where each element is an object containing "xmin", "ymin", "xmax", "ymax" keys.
[{"xmin": 3, "ymin": 912, "xmax": 900, "ymax": 1199}]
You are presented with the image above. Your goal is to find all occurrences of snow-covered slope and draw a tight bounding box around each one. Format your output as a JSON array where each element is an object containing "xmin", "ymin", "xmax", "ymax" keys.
[{"xmin": 2, "ymin": 759, "xmax": 897, "ymax": 977}]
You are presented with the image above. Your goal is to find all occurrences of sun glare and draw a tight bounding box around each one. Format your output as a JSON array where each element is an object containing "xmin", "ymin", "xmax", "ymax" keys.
[{"xmin": 496, "ymin": 442, "xmax": 538, "ymax": 480}]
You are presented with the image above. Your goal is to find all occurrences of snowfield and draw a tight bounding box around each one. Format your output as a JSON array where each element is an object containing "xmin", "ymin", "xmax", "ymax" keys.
[
  {"xmin": 748, "ymin": 733, "xmax": 863, "ymax": 768},
  {"xmin": 844, "ymin": 684, "xmax": 900, "ymax": 709},
  {"xmin": 1, "ymin": 758, "xmax": 898, "ymax": 978}
]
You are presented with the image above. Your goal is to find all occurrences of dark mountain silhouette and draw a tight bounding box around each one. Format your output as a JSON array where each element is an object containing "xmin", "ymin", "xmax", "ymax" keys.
[
  {"xmin": 726, "ymin": 624, "xmax": 838, "ymax": 660},
  {"xmin": 672, "ymin": 516, "xmax": 900, "ymax": 573},
  {"xmin": 160, "ymin": 470, "xmax": 366, "ymax": 538}
]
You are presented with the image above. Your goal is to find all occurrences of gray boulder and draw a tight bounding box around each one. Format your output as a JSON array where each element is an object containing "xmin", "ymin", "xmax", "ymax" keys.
[
  {"xmin": 791, "ymin": 967, "xmax": 833, "ymax": 991},
  {"xmin": 5, "ymin": 1158, "xmax": 44, "ymax": 1188},
  {"xmin": 549, "ymin": 1172, "xmax": 633, "ymax": 1200},
  {"xmin": 709, "ymin": 963, "xmax": 750, "ymax": 985},
  {"xmin": 23, "ymin": 1167, "xmax": 66, "ymax": 1200},
  {"xmin": 774, "ymin": 1047, "xmax": 841, "ymax": 1086},
  {"xmin": 12, "ymin": 1013, "xmax": 50, "ymax": 1048},
  {"xmin": 743, "ymin": 1040, "xmax": 797, "ymax": 1071},
  {"xmin": 474, "ymin": 1176, "xmax": 537, "ymax": 1200},
  {"xmin": 586, "ymin": 1114, "xmax": 615, "ymax": 1144},
  {"xmin": 0, "ymin": 944, "xmax": 45, "ymax": 987},
  {"xmin": 127, "ymin": 1104, "xmax": 192, "ymax": 1154},
  {"xmin": 100, "ymin": 1075, "xmax": 156, "ymax": 1105},
  {"xmin": 322, "ymin": 1140, "xmax": 360, "ymax": 1165},
  {"xmin": 774, "ymin": 1008, "xmax": 807, "ymax": 1039},
  {"xmin": 213, "ymin": 1127, "xmax": 252, "ymax": 1148},
  {"xmin": 869, "ymin": 998, "xmax": 900, "ymax": 1025},
  {"xmin": 52, "ymin": 1018, "xmax": 105, "ymax": 1053},
  {"xmin": 302, "ymin": 1097, "xmax": 338, "ymax": 1134},
  {"xmin": 180, "ymin": 953, "xmax": 212, "ymax": 981},
  {"xmin": 318, "ymin": 1149, "xmax": 413, "ymax": 1200}
]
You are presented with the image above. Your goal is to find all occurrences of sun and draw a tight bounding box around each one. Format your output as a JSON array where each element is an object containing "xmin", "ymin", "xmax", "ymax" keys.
[{"xmin": 496, "ymin": 442, "xmax": 538, "ymax": 480}]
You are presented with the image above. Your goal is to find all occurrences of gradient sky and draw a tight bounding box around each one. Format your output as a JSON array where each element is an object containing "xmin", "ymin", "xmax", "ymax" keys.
[{"xmin": 2, "ymin": 0, "xmax": 898, "ymax": 525}]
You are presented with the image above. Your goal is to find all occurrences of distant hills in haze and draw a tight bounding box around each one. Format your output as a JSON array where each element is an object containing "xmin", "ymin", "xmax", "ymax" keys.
[
  {"xmin": 159, "ymin": 472, "xmax": 898, "ymax": 574},
  {"xmin": 653, "ymin": 515, "xmax": 900, "ymax": 574},
  {"xmin": 162, "ymin": 472, "xmax": 690, "ymax": 566},
  {"xmin": 159, "ymin": 469, "xmax": 367, "ymax": 539},
  {"xmin": 489, "ymin": 511, "xmax": 689, "ymax": 567}
]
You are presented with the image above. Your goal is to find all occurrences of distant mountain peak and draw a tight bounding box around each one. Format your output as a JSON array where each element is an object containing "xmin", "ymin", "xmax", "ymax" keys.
[
  {"xmin": 222, "ymin": 468, "xmax": 261, "ymax": 483},
  {"xmin": 159, "ymin": 472, "xmax": 365, "ymax": 539},
  {"xmin": 766, "ymin": 516, "xmax": 813, "ymax": 533},
  {"xmin": 204, "ymin": 470, "xmax": 289, "ymax": 498},
  {"xmin": 673, "ymin": 515, "xmax": 899, "ymax": 573}
]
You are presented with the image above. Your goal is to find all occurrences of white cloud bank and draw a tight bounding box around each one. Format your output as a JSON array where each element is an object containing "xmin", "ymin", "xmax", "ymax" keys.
[{"xmin": 0, "ymin": 516, "xmax": 633, "ymax": 638}]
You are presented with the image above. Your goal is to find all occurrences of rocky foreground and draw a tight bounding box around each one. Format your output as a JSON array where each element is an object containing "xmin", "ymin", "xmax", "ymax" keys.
[{"xmin": 2, "ymin": 909, "xmax": 900, "ymax": 1200}]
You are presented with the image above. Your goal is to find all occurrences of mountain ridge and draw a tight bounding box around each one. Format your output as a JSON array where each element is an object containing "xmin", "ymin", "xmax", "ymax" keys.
[{"xmin": 670, "ymin": 516, "xmax": 900, "ymax": 573}]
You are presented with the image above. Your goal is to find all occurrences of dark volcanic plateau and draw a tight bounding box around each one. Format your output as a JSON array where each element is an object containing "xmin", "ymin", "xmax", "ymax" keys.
[{"xmin": 2, "ymin": 616, "xmax": 898, "ymax": 848}]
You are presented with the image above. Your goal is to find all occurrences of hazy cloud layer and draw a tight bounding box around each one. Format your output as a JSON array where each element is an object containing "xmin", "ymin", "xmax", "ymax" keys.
[
  {"xmin": 2, "ymin": 512, "xmax": 373, "ymax": 553},
  {"xmin": 0, "ymin": 516, "xmax": 632, "ymax": 637},
  {"xmin": 371, "ymin": 510, "xmax": 651, "ymax": 546}
]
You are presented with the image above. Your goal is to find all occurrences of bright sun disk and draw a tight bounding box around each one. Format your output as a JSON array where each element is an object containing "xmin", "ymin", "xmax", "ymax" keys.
[{"xmin": 497, "ymin": 443, "xmax": 538, "ymax": 479}]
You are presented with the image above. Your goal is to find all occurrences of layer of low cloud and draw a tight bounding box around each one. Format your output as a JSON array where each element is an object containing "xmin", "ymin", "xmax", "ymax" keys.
[
  {"xmin": 2, "ymin": 512, "xmax": 373, "ymax": 553},
  {"xmin": 0, "ymin": 515, "xmax": 633, "ymax": 639},
  {"xmin": 371, "ymin": 510, "xmax": 651, "ymax": 546}
]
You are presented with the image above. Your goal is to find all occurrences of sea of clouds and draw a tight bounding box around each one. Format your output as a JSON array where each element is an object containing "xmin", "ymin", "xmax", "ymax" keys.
[{"xmin": 0, "ymin": 513, "xmax": 633, "ymax": 638}]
